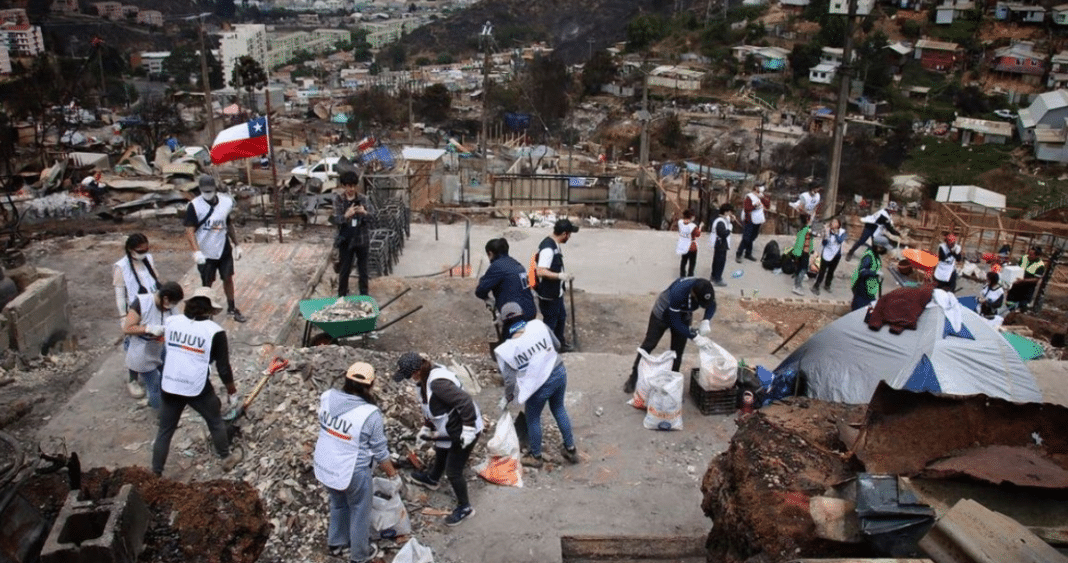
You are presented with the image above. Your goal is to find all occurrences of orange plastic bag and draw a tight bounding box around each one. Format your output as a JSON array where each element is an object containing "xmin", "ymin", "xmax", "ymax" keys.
[{"xmin": 475, "ymin": 411, "xmax": 523, "ymax": 488}]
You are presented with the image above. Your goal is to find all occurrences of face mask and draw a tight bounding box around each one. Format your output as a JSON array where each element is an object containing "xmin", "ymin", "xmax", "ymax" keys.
[
  {"xmin": 131, "ymin": 251, "xmax": 147, "ymax": 260},
  {"xmin": 201, "ymin": 188, "xmax": 217, "ymax": 201}
]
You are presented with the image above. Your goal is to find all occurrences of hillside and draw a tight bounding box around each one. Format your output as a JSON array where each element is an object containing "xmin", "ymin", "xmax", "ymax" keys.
[{"xmin": 403, "ymin": 0, "xmax": 705, "ymax": 64}]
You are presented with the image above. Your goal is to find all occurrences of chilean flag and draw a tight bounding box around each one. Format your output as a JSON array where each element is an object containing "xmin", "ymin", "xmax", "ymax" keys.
[{"xmin": 210, "ymin": 117, "xmax": 269, "ymax": 165}]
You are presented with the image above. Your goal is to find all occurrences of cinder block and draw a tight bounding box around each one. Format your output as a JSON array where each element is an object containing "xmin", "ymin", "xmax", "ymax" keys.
[
  {"xmin": 40, "ymin": 484, "xmax": 149, "ymax": 563},
  {"xmin": 3, "ymin": 270, "xmax": 71, "ymax": 357}
]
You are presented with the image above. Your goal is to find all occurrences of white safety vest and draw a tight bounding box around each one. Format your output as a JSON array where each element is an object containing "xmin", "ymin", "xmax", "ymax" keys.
[
  {"xmin": 796, "ymin": 192, "xmax": 820, "ymax": 215},
  {"xmin": 419, "ymin": 367, "xmax": 485, "ymax": 448},
  {"xmin": 746, "ymin": 193, "xmax": 766, "ymax": 224},
  {"xmin": 161, "ymin": 315, "xmax": 222, "ymax": 397},
  {"xmin": 934, "ymin": 242, "xmax": 960, "ymax": 282},
  {"xmin": 676, "ymin": 220, "xmax": 698, "ymax": 255},
  {"xmin": 190, "ymin": 195, "xmax": 234, "ymax": 260},
  {"xmin": 125, "ymin": 294, "xmax": 173, "ymax": 373},
  {"xmin": 822, "ymin": 228, "xmax": 846, "ymax": 261},
  {"xmin": 494, "ymin": 319, "xmax": 558, "ymax": 405},
  {"xmin": 114, "ymin": 254, "xmax": 159, "ymax": 301},
  {"xmin": 710, "ymin": 216, "xmax": 731, "ymax": 250},
  {"xmin": 313, "ymin": 390, "xmax": 377, "ymax": 490},
  {"xmin": 981, "ymin": 285, "xmax": 1004, "ymax": 306}
]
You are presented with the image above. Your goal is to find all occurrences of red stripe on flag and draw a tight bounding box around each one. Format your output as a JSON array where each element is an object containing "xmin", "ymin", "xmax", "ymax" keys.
[
  {"xmin": 326, "ymin": 428, "xmax": 351, "ymax": 441},
  {"xmin": 210, "ymin": 136, "xmax": 269, "ymax": 165}
]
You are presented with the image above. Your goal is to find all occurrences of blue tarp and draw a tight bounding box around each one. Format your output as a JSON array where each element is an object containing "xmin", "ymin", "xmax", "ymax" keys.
[{"xmin": 682, "ymin": 162, "xmax": 752, "ymax": 182}]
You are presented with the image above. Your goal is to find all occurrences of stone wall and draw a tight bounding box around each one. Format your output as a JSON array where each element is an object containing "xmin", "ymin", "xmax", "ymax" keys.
[{"xmin": 3, "ymin": 267, "xmax": 72, "ymax": 357}]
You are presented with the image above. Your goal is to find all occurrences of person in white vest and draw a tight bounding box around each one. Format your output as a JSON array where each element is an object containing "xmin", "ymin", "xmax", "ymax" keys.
[
  {"xmin": 846, "ymin": 202, "xmax": 899, "ymax": 261},
  {"xmin": 792, "ymin": 182, "xmax": 822, "ymax": 222},
  {"xmin": 313, "ymin": 362, "xmax": 398, "ymax": 563},
  {"xmin": 151, "ymin": 287, "xmax": 241, "ymax": 476},
  {"xmin": 978, "ymin": 271, "xmax": 1005, "ymax": 317},
  {"xmin": 811, "ymin": 218, "xmax": 847, "ymax": 295},
  {"xmin": 675, "ymin": 209, "xmax": 701, "ymax": 278},
  {"xmin": 493, "ymin": 302, "xmax": 579, "ymax": 469},
  {"xmin": 736, "ymin": 184, "xmax": 769, "ymax": 263},
  {"xmin": 394, "ymin": 352, "xmax": 483, "ymax": 526},
  {"xmin": 184, "ymin": 175, "xmax": 247, "ymax": 323},
  {"xmin": 709, "ymin": 203, "xmax": 734, "ymax": 287},
  {"xmin": 122, "ymin": 282, "xmax": 183, "ymax": 410},
  {"xmin": 934, "ymin": 232, "xmax": 963, "ymax": 292},
  {"xmin": 113, "ymin": 232, "xmax": 161, "ymax": 399}
]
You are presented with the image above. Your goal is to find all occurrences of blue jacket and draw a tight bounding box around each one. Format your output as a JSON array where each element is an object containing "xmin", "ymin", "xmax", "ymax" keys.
[
  {"xmin": 475, "ymin": 254, "xmax": 537, "ymax": 321},
  {"xmin": 651, "ymin": 277, "xmax": 717, "ymax": 338}
]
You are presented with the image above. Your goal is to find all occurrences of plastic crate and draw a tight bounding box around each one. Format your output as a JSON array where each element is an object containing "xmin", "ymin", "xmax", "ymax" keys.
[{"xmin": 690, "ymin": 368, "xmax": 737, "ymax": 415}]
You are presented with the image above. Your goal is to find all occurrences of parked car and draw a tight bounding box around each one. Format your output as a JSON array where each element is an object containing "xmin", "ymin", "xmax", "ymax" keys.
[
  {"xmin": 290, "ymin": 157, "xmax": 342, "ymax": 188},
  {"xmin": 994, "ymin": 109, "xmax": 1017, "ymax": 120}
]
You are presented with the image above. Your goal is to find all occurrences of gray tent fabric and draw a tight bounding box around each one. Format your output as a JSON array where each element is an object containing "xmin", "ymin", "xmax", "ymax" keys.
[{"xmin": 775, "ymin": 293, "xmax": 1042, "ymax": 405}]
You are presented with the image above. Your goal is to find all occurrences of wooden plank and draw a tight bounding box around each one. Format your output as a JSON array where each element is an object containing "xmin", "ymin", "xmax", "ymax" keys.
[
  {"xmin": 1029, "ymin": 526, "xmax": 1068, "ymax": 547},
  {"xmin": 560, "ymin": 535, "xmax": 705, "ymax": 561},
  {"xmin": 786, "ymin": 560, "xmax": 933, "ymax": 563},
  {"xmin": 918, "ymin": 499, "xmax": 1068, "ymax": 563}
]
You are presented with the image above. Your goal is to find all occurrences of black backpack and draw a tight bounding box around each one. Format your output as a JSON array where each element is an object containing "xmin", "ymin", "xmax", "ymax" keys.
[
  {"xmin": 761, "ymin": 240, "xmax": 781, "ymax": 271},
  {"xmin": 780, "ymin": 253, "xmax": 797, "ymax": 275}
]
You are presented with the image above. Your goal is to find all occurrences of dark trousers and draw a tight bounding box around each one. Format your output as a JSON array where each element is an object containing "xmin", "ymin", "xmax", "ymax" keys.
[
  {"xmin": 847, "ymin": 224, "xmax": 878, "ymax": 257},
  {"xmin": 711, "ymin": 241, "xmax": 728, "ymax": 282},
  {"xmin": 851, "ymin": 287, "xmax": 874, "ymax": 311},
  {"xmin": 337, "ymin": 242, "xmax": 370, "ymax": 296},
  {"xmin": 152, "ymin": 383, "xmax": 229, "ymax": 475},
  {"xmin": 627, "ymin": 312, "xmax": 688, "ymax": 387},
  {"xmin": 679, "ymin": 250, "xmax": 696, "ymax": 278},
  {"xmin": 736, "ymin": 222, "xmax": 760, "ymax": 259},
  {"xmin": 429, "ymin": 438, "xmax": 478, "ymax": 507},
  {"xmin": 813, "ymin": 253, "xmax": 841, "ymax": 289},
  {"xmin": 935, "ymin": 271, "xmax": 958, "ymax": 292},
  {"xmin": 539, "ymin": 296, "xmax": 567, "ymax": 347}
]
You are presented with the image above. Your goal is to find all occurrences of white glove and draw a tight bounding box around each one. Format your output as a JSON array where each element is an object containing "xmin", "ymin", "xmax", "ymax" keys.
[
  {"xmin": 953, "ymin": 244, "xmax": 961, "ymax": 254},
  {"xmin": 193, "ymin": 251, "xmax": 207, "ymax": 265},
  {"xmin": 558, "ymin": 272, "xmax": 573, "ymax": 282},
  {"xmin": 145, "ymin": 325, "xmax": 164, "ymax": 337},
  {"xmin": 233, "ymin": 245, "xmax": 243, "ymax": 261},
  {"xmin": 460, "ymin": 425, "xmax": 478, "ymax": 448},
  {"xmin": 692, "ymin": 335, "xmax": 712, "ymax": 349},
  {"xmin": 699, "ymin": 320, "xmax": 711, "ymax": 336}
]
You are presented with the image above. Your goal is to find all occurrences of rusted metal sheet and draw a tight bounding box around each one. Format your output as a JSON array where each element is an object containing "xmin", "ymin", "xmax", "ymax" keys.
[
  {"xmin": 560, "ymin": 534, "xmax": 705, "ymax": 562},
  {"xmin": 919, "ymin": 499, "xmax": 1068, "ymax": 563},
  {"xmin": 853, "ymin": 383, "xmax": 1068, "ymax": 488},
  {"xmin": 923, "ymin": 445, "xmax": 1068, "ymax": 488}
]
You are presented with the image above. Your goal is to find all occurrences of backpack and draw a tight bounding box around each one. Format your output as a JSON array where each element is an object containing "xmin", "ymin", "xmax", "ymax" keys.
[
  {"xmin": 527, "ymin": 251, "xmax": 539, "ymax": 290},
  {"xmin": 761, "ymin": 240, "xmax": 780, "ymax": 271},
  {"xmin": 780, "ymin": 253, "xmax": 797, "ymax": 275}
]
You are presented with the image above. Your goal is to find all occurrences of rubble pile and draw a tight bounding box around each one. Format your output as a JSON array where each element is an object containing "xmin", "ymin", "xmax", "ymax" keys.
[
  {"xmin": 309, "ymin": 297, "xmax": 377, "ymax": 322},
  {"xmin": 701, "ymin": 398, "xmax": 867, "ymax": 562},
  {"xmin": 0, "ymin": 347, "xmax": 108, "ymax": 430}
]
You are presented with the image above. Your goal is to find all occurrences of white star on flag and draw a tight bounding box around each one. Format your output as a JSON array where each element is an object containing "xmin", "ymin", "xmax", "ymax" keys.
[{"xmin": 253, "ymin": 123, "xmax": 263, "ymax": 132}]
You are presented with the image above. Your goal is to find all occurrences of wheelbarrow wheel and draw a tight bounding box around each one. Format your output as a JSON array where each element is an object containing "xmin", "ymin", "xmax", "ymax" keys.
[{"xmin": 310, "ymin": 332, "xmax": 335, "ymax": 347}]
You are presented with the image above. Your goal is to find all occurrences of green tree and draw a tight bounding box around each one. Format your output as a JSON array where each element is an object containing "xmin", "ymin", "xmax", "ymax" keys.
[
  {"xmin": 625, "ymin": 14, "xmax": 668, "ymax": 52},
  {"xmin": 231, "ymin": 55, "xmax": 268, "ymax": 111},
  {"xmin": 377, "ymin": 44, "xmax": 407, "ymax": 70},
  {"xmin": 856, "ymin": 31, "xmax": 893, "ymax": 96},
  {"xmin": 789, "ymin": 43, "xmax": 822, "ymax": 83},
  {"xmin": 163, "ymin": 46, "xmax": 224, "ymax": 89},
  {"xmin": 216, "ymin": 0, "xmax": 236, "ymax": 18},
  {"xmin": 816, "ymin": 15, "xmax": 847, "ymax": 48},
  {"xmin": 521, "ymin": 54, "xmax": 570, "ymax": 138},
  {"xmin": 347, "ymin": 88, "xmax": 405, "ymax": 130},
  {"xmin": 415, "ymin": 83, "xmax": 452, "ymax": 123},
  {"xmin": 580, "ymin": 50, "xmax": 618, "ymax": 96}
]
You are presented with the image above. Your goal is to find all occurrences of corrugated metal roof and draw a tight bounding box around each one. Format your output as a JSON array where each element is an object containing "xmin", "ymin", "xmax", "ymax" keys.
[
  {"xmin": 401, "ymin": 147, "xmax": 446, "ymax": 161},
  {"xmin": 1035, "ymin": 127, "xmax": 1067, "ymax": 143},
  {"xmin": 952, "ymin": 116, "xmax": 1013, "ymax": 136},
  {"xmin": 916, "ymin": 38, "xmax": 959, "ymax": 51}
]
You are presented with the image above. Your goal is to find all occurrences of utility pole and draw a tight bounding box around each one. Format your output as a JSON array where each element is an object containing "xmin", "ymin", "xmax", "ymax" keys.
[
  {"xmin": 408, "ymin": 70, "xmax": 414, "ymax": 145},
  {"xmin": 96, "ymin": 38, "xmax": 106, "ymax": 107},
  {"xmin": 757, "ymin": 110, "xmax": 765, "ymax": 169},
  {"xmin": 479, "ymin": 20, "xmax": 493, "ymax": 176},
  {"xmin": 825, "ymin": 0, "xmax": 858, "ymax": 221},
  {"xmin": 197, "ymin": 13, "xmax": 217, "ymax": 142},
  {"xmin": 264, "ymin": 84, "xmax": 282, "ymax": 243},
  {"xmin": 638, "ymin": 69, "xmax": 651, "ymax": 204}
]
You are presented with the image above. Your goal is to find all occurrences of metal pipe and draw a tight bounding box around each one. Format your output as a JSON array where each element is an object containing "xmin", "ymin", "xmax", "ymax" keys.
[{"xmin": 375, "ymin": 305, "xmax": 423, "ymax": 331}]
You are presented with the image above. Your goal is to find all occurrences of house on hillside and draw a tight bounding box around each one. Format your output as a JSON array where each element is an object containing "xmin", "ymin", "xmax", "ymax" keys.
[
  {"xmin": 935, "ymin": 0, "xmax": 975, "ymax": 24},
  {"xmin": 1034, "ymin": 127, "xmax": 1068, "ymax": 163},
  {"xmin": 915, "ymin": 38, "xmax": 960, "ymax": 72},
  {"xmin": 648, "ymin": 66, "xmax": 705, "ymax": 91},
  {"xmin": 733, "ymin": 45, "xmax": 790, "ymax": 72},
  {"xmin": 886, "ymin": 41, "xmax": 913, "ymax": 73},
  {"xmin": 951, "ymin": 117, "xmax": 1013, "ymax": 145},
  {"xmin": 1050, "ymin": 51, "xmax": 1068, "ymax": 89},
  {"xmin": 991, "ymin": 41, "xmax": 1047, "ymax": 85},
  {"xmin": 50, "ymin": 0, "xmax": 78, "ymax": 13},
  {"xmin": 809, "ymin": 63, "xmax": 837, "ymax": 84},
  {"xmin": 1054, "ymin": 4, "xmax": 1068, "ymax": 24},
  {"xmin": 997, "ymin": 2, "xmax": 1047, "ymax": 23},
  {"xmin": 1017, "ymin": 89, "xmax": 1068, "ymax": 142}
]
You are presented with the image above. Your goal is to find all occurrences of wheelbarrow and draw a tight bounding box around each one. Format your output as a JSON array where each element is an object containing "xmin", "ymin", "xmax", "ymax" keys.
[
  {"xmin": 901, "ymin": 248, "xmax": 937, "ymax": 285},
  {"xmin": 299, "ymin": 287, "xmax": 422, "ymax": 346}
]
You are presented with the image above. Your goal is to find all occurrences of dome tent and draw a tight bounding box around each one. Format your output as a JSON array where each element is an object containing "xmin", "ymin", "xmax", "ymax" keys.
[{"xmin": 774, "ymin": 289, "xmax": 1042, "ymax": 404}]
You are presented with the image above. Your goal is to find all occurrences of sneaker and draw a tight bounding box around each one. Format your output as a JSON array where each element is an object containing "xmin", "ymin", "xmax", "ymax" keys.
[
  {"xmin": 824, "ymin": 285, "xmax": 832, "ymax": 293},
  {"xmin": 127, "ymin": 380, "xmax": 145, "ymax": 399},
  {"xmin": 353, "ymin": 543, "xmax": 379, "ymax": 563},
  {"xmin": 745, "ymin": 255, "xmax": 757, "ymax": 262},
  {"xmin": 221, "ymin": 446, "xmax": 244, "ymax": 472},
  {"xmin": 561, "ymin": 446, "xmax": 579, "ymax": 464},
  {"xmin": 559, "ymin": 343, "xmax": 575, "ymax": 353},
  {"xmin": 407, "ymin": 471, "xmax": 439, "ymax": 491},
  {"xmin": 845, "ymin": 252, "xmax": 854, "ymax": 262},
  {"xmin": 713, "ymin": 280, "xmax": 728, "ymax": 287},
  {"xmin": 811, "ymin": 285, "xmax": 820, "ymax": 295},
  {"xmin": 228, "ymin": 308, "xmax": 248, "ymax": 323},
  {"xmin": 520, "ymin": 453, "xmax": 544, "ymax": 468},
  {"xmin": 735, "ymin": 256, "xmax": 742, "ymax": 263},
  {"xmin": 792, "ymin": 287, "xmax": 805, "ymax": 296},
  {"xmin": 445, "ymin": 504, "xmax": 475, "ymax": 526},
  {"xmin": 327, "ymin": 545, "xmax": 348, "ymax": 558}
]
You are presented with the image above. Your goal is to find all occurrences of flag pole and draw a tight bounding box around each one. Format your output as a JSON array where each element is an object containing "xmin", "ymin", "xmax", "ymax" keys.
[{"xmin": 264, "ymin": 87, "xmax": 283, "ymax": 243}]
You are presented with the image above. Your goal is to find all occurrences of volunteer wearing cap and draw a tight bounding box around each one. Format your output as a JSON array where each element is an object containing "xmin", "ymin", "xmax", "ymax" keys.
[
  {"xmin": 395, "ymin": 352, "xmax": 484, "ymax": 526},
  {"xmin": 114, "ymin": 233, "xmax": 161, "ymax": 399},
  {"xmin": 475, "ymin": 238, "xmax": 537, "ymax": 324},
  {"xmin": 934, "ymin": 232, "xmax": 963, "ymax": 291},
  {"xmin": 534, "ymin": 219, "xmax": 578, "ymax": 352},
  {"xmin": 152, "ymin": 287, "xmax": 241, "ymax": 476},
  {"xmin": 123, "ymin": 282, "xmax": 183, "ymax": 410},
  {"xmin": 334, "ymin": 171, "xmax": 377, "ymax": 297},
  {"xmin": 313, "ymin": 362, "xmax": 398, "ymax": 563},
  {"xmin": 736, "ymin": 184, "xmax": 769, "ymax": 263},
  {"xmin": 184, "ymin": 175, "xmax": 247, "ymax": 323},
  {"xmin": 846, "ymin": 202, "xmax": 899, "ymax": 261},
  {"xmin": 709, "ymin": 204, "xmax": 734, "ymax": 287},
  {"xmin": 494, "ymin": 302, "xmax": 578, "ymax": 469},
  {"xmin": 624, "ymin": 277, "xmax": 717, "ymax": 394}
]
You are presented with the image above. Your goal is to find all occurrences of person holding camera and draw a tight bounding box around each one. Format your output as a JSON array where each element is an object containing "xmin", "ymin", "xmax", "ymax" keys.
[{"xmin": 333, "ymin": 171, "xmax": 377, "ymax": 297}]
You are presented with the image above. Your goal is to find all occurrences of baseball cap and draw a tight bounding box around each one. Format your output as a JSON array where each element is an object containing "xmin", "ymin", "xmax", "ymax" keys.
[
  {"xmin": 495, "ymin": 302, "xmax": 524, "ymax": 327},
  {"xmin": 393, "ymin": 352, "xmax": 425, "ymax": 382},
  {"xmin": 345, "ymin": 361, "xmax": 375, "ymax": 385},
  {"xmin": 199, "ymin": 175, "xmax": 217, "ymax": 191},
  {"xmin": 945, "ymin": 234, "xmax": 957, "ymax": 244},
  {"xmin": 553, "ymin": 219, "xmax": 579, "ymax": 234},
  {"xmin": 692, "ymin": 278, "xmax": 715, "ymax": 308},
  {"xmin": 188, "ymin": 287, "xmax": 223, "ymax": 312}
]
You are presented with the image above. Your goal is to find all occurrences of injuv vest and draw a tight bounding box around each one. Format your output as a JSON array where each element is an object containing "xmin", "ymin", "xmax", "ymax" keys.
[
  {"xmin": 114, "ymin": 254, "xmax": 159, "ymax": 299},
  {"xmin": 934, "ymin": 242, "xmax": 959, "ymax": 282},
  {"xmin": 746, "ymin": 193, "xmax": 766, "ymax": 224},
  {"xmin": 676, "ymin": 220, "xmax": 698, "ymax": 255},
  {"xmin": 494, "ymin": 319, "xmax": 558, "ymax": 405},
  {"xmin": 711, "ymin": 216, "xmax": 731, "ymax": 250},
  {"xmin": 125, "ymin": 294, "xmax": 173, "ymax": 373},
  {"xmin": 191, "ymin": 195, "xmax": 234, "ymax": 259},
  {"xmin": 419, "ymin": 367, "xmax": 485, "ymax": 448},
  {"xmin": 161, "ymin": 315, "xmax": 222, "ymax": 397},
  {"xmin": 313, "ymin": 390, "xmax": 378, "ymax": 490}
]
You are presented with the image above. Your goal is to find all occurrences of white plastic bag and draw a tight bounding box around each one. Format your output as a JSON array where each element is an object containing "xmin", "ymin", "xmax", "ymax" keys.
[
  {"xmin": 370, "ymin": 477, "xmax": 411, "ymax": 539},
  {"xmin": 628, "ymin": 348, "xmax": 676, "ymax": 410},
  {"xmin": 393, "ymin": 538, "xmax": 434, "ymax": 563},
  {"xmin": 474, "ymin": 411, "xmax": 523, "ymax": 487},
  {"xmin": 697, "ymin": 339, "xmax": 738, "ymax": 391},
  {"xmin": 643, "ymin": 370, "xmax": 684, "ymax": 430}
]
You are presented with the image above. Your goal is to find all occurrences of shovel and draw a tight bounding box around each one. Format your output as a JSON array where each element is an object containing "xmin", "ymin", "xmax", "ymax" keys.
[{"xmin": 224, "ymin": 356, "xmax": 290, "ymax": 423}]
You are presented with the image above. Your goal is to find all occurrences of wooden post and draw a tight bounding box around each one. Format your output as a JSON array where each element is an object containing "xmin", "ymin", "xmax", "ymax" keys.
[{"xmin": 264, "ymin": 88, "xmax": 283, "ymax": 243}]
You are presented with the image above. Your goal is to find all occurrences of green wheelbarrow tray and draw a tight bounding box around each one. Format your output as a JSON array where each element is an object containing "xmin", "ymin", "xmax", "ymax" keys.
[{"xmin": 299, "ymin": 295, "xmax": 380, "ymax": 339}]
